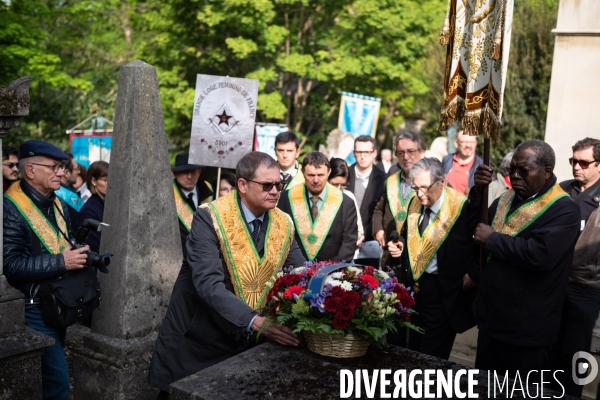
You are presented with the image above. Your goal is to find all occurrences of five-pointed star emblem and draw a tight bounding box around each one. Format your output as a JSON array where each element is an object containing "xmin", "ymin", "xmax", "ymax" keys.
[{"xmin": 216, "ymin": 110, "xmax": 233, "ymax": 126}]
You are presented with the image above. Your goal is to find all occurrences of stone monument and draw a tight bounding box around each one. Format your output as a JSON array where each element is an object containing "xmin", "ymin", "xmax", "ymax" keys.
[
  {"xmin": 0, "ymin": 77, "xmax": 54, "ymax": 399},
  {"xmin": 72, "ymin": 60, "xmax": 183, "ymax": 399},
  {"xmin": 544, "ymin": 0, "xmax": 600, "ymax": 182}
]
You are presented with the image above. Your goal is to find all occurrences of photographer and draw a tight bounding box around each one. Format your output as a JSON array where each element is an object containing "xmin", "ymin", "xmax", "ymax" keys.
[{"xmin": 3, "ymin": 140, "xmax": 89, "ymax": 400}]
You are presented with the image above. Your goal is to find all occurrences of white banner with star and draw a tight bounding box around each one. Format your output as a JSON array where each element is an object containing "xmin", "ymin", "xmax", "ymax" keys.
[{"xmin": 189, "ymin": 74, "xmax": 259, "ymax": 168}]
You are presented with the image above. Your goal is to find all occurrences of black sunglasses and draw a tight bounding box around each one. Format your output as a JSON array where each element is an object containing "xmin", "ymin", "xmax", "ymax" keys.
[
  {"xmin": 569, "ymin": 158, "xmax": 598, "ymax": 169},
  {"xmin": 247, "ymin": 179, "xmax": 285, "ymax": 192},
  {"xmin": 3, "ymin": 162, "xmax": 19, "ymax": 169}
]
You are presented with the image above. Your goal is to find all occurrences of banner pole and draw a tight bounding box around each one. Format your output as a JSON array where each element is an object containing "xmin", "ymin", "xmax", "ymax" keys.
[
  {"xmin": 215, "ymin": 167, "xmax": 222, "ymax": 199},
  {"xmin": 480, "ymin": 137, "xmax": 491, "ymax": 269}
]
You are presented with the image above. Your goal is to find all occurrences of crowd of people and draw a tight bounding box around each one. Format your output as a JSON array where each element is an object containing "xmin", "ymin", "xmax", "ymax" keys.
[{"xmin": 3, "ymin": 131, "xmax": 599, "ymax": 399}]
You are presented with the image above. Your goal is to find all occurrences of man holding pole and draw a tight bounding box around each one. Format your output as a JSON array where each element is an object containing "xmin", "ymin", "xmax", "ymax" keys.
[{"xmin": 472, "ymin": 140, "xmax": 580, "ymax": 377}]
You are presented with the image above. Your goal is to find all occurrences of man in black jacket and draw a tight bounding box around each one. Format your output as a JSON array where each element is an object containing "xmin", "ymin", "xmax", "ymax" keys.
[
  {"xmin": 387, "ymin": 158, "xmax": 479, "ymax": 359},
  {"xmin": 472, "ymin": 139, "xmax": 580, "ymax": 379},
  {"xmin": 551, "ymin": 137, "xmax": 600, "ymax": 397},
  {"xmin": 3, "ymin": 140, "xmax": 90, "ymax": 400},
  {"xmin": 171, "ymin": 152, "xmax": 213, "ymax": 255},
  {"xmin": 278, "ymin": 151, "xmax": 358, "ymax": 262},
  {"xmin": 149, "ymin": 152, "xmax": 305, "ymax": 398}
]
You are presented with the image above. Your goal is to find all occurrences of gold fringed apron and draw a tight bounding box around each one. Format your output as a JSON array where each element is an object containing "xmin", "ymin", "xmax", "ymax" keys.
[
  {"xmin": 173, "ymin": 180, "xmax": 195, "ymax": 232},
  {"xmin": 386, "ymin": 171, "xmax": 415, "ymax": 232},
  {"xmin": 202, "ymin": 191, "xmax": 294, "ymax": 310}
]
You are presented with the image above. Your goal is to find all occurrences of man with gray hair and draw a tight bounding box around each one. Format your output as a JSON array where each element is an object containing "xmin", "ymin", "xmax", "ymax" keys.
[
  {"xmin": 149, "ymin": 152, "xmax": 306, "ymax": 398},
  {"xmin": 472, "ymin": 139, "xmax": 580, "ymax": 380},
  {"xmin": 388, "ymin": 157, "xmax": 479, "ymax": 359}
]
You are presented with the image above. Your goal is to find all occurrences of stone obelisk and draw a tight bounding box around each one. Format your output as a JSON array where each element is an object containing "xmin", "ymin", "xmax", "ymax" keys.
[
  {"xmin": 0, "ymin": 77, "xmax": 54, "ymax": 398},
  {"xmin": 73, "ymin": 60, "xmax": 182, "ymax": 399}
]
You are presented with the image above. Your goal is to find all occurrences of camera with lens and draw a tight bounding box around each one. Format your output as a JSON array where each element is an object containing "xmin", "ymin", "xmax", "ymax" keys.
[{"xmin": 73, "ymin": 218, "xmax": 112, "ymax": 274}]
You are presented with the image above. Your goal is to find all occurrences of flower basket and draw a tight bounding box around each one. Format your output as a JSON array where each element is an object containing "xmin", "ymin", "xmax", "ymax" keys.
[
  {"xmin": 303, "ymin": 331, "xmax": 370, "ymax": 358},
  {"xmin": 264, "ymin": 261, "xmax": 422, "ymax": 357}
]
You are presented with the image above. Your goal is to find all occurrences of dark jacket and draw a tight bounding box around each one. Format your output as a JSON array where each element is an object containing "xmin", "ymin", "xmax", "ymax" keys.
[
  {"xmin": 57, "ymin": 183, "xmax": 82, "ymax": 233},
  {"xmin": 474, "ymin": 176, "xmax": 581, "ymax": 346},
  {"xmin": 3, "ymin": 180, "xmax": 71, "ymax": 301},
  {"xmin": 76, "ymin": 194, "xmax": 105, "ymax": 254},
  {"xmin": 442, "ymin": 153, "xmax": 484, "ymax": 190},
  {"xmin": 148, "ymin": 202, "xmax": 306, "ymax": 392},
  {"xmin": 560, "ymin": 179, "xmax": 600, "ymax": 289},
  {"xmin": 395, "ymin": 193, "xmax": 480, "ymax": 333},
  {"xmin": 277, "ymin": 187, "xmax": 358, "ymax": 262},
  {"xmin": 175, "ymin": 180, "xmax": 214, "ymax": 256},
  {"xmin": 387, "ymin": 163, "xmax": 402, "ymax": 177},
  {"xmin": 347, "ymin": 164, "xmax": 387, "ymax": 241}
]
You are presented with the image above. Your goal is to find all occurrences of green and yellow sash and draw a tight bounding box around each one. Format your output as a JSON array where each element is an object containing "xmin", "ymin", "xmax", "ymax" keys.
[
  {"xmin": 5, "ymin": 181, "xmax": 71, "ymax": 254},
  {"xmin": 387, "ymin": 171, "xmax": 415, "ymax": 232},
  {"xmin": 202, "ymin": 191, "xmax": 294, "ymax": 310},
  {"xmin": 288, "ymin": 183, "xmax": 343, "ymax": 261},
  {"xmin": 491, "ymin": 184, "xmax": 568, "ymax": 236},
  {"xmin": 173, "ymin": 180, "xmax": 195, "ymax": 232},
  {"xmin": 406, "ymin": 187, "xmax": 466, "ymax": 280},
  {"xmin": 286, "ymin": 169, "xmax": 305, "ymax": 189}
]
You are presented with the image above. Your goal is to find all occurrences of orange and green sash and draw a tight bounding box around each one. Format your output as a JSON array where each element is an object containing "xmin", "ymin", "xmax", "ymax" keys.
[
  {"xmin": 288, "ymin": 183, "xmax": 343, "ymax": 261},
  {"xmin": 491, "ymin": 184, "xmax": 568, "ymax": 236},
  {"xmin": 286, "ymin": 169, "xmax": 305, "ymax": 190},
  {"xmin": 202, "ymin": 191, "xmax": 294, "ymax": 310},
  {"xmin": 173, "ymin": 180, "xmax": 195, "ymax": 232},
  {"xmin": 387, "ymin": 171, "xmax": 415, "ymax": 232},
  {"xmin": 5, "ymin": 181, "xmax": 71, "ymax": 254},
  {"xmin": 406, "ymin": 187, "xmax": 466, "ymax": 280}
]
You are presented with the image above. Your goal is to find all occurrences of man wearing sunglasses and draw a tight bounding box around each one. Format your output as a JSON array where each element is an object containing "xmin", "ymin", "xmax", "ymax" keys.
[
  {"xmin": 2, "ymin": 145, "xmax": 19, "ymax": 192},
  {"xmin": 4, "ymin": 140, "xmax": 91, "ymax": 400},
  {"xmin": 471, "ymin": 140, "xmax": 580, "ymax": 384},
  {"xmin": 277, "ymin": 151, "xmax": 358, "ymax": 262},
  {"xmin": 550, "ymin": 138, "xmax": 600, "ymax": 397},
  {"xmin": 149, "ymin": 152, "xmax": 306, "ymax": 399}
]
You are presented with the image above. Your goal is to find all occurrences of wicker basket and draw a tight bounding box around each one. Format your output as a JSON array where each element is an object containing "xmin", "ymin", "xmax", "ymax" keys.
[{"xmin": 303, "ymin": 331, "xmax": 370, "ymax": 358}]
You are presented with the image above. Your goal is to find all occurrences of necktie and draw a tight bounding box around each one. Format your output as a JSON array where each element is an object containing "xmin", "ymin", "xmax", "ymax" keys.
[
  {"xmin": 419, "ymin": 207, "xmax": 431, "ymax": 235},
  {"xmin": 310, "ymin": 196, "xmax": 320, "ymax": 221},
  {"xmin": 250, "ymin": 219, "xmax": 262, "ymax": 246},
  {"xmin": 187, "ymin": 192, "xmax": 195, "ymax": 208}
]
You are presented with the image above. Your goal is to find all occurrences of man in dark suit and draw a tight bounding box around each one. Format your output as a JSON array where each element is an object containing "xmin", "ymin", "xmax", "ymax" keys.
[
  {"xmin": 278, "ymin": 151, "xmax": 358, "ymax": 262},
  {"xmin": 149, "ymin": 152, "xmax": 306, "ymax": 399},
  {"xmin": 551, "ymin": 137, "xmax": 600, "ymax": 397},
  {"xmin": 472, "ymin": 139, "xmax": 580, "ymax": 379},
  {"xmin": 171, "ymin": 152, "xmax": 213, "ymax": 255},
  {"xmin": 388, "ymin": 158, "xmax": 479, "ymax": 359}
]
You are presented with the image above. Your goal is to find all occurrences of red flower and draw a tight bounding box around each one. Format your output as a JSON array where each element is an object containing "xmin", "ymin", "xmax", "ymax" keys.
[
  {"xmin": 307, "ymin": 267, "xmax": 319, "ymax": 277},
  {"xmin": 324, "ymin": 297, "xmax": 342, "ymax": 313},
  {"xmin": 218, "ymin": 150, "xmax": 224, "ymax": 155},
  {"xmin": 229, "ymin": 147, "xmax": 234, "ymax": 151},
  {"xmin": 284, "ymin": 285, "xmax": 304, "ymax": 299},
  {"xmin": 208, "ymin": 145, "xmax": 213, "ymax": 149},
  {"xmin": 200, "ymin": 138, "xmax": 205, "ymax": 143},
  {"xmin": 238, "ymin": 141, "xmax": 243, "ymax": 145},
  {"xmin": 332, "ymin": 314, "xmax": 350, "ymax": 330},
  {"xmin": 337, "ymin": 306, "xmax": 355, "ymax": 321},
  {"xmin": 393, "ymin": 285, "xmax": 416, "ymax": 309},
  {"xmin": 359, "ymin": 274, "xmax": 378, "ymax": 289},
  {"xmin": 267, "ymin": 274, "xmax": 302, "ymax": 300},
  {"xmin": 363, "ymin": 266, "xmax": 375, "ymax": 275}
]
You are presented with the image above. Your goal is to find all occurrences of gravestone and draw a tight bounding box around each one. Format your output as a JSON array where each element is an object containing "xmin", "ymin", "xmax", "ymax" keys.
[
  {"xmin": 0, "ymin": 76, "xmax": 54, "ymax": 399},
  {"xmin": 72, "ymin": 60, "xmax": 182, "ymax": 399}
]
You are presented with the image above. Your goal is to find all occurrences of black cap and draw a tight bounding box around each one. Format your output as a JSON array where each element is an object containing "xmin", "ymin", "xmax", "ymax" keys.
[
  {"xmin": 172, "ymin": 152, "xmax": 204, "ymax": 172},
  {"xmin": 20, "ymin": 140, "xmax": 69, "ymax": 161}
]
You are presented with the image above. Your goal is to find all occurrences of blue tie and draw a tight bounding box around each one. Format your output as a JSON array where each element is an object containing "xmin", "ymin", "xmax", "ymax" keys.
[{"xmin": 250, "ymin": 219, "xmax": 262, "ymax": 246}]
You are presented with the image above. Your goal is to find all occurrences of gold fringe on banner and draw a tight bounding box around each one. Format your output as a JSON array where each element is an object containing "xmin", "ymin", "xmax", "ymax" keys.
[{"xmin": 439, "ymin": 0, "xmax": 453, "ymax": 45}]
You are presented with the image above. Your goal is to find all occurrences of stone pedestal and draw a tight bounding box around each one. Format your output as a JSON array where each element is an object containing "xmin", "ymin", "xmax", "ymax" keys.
[
  {"xmin": 72, "ymin": 60, "xmax": 182, "ymax": 399},
  {"xmin": 544, "ymin": 0, "xmax": 600, "ymax": 182},
  {"xmin": 0, "ymin": 76, "xmax": 55, "ymax": 398}
]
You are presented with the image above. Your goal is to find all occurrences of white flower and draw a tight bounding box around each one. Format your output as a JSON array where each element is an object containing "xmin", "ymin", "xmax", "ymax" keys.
[
  {"xmin": 347, "ymin": 266, "xmax": 363, "ymax": 274},
  {"xmin": 340, "ymin": 281, "xmax": 353, "ymax": 291},
  {"xmin": 325, "ymin": 276, "xmax": 342, "ymax": 287},
  {"xmin": 330, "ymin": 272, "xmax": 344, "ymax": 279},
  {"xmin": 375, "ymin": 269, "xmax": 390, "ymax": 279},
  {"xmin": 293, "ymin": 267, "xmax": 307, "ymax": 273}
]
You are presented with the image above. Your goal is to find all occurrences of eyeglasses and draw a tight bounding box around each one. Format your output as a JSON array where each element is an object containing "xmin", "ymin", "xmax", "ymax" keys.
[
  {"xmin": 247, "ymin": 179, "xmax": 285, "ymax": 192},
  {"xmin": 396, "ymin": 149, "xmax": 419, "ymax": 158},
  {"xmin": 411, "ymin": 181, "xmax": 439, "ymax": 195},
  {"xmin": 569, "ymin": 158, "xmax": 598, "ymax": 169},
  {"xmin": 507, "ymin": 166, "xmax": 533, "ymax": 177},
  {"xmin": 330, "ymin": 183, "xmax": 348, "ymax": 190},
  {"xmin": 2, "ymin": 162, "xmax": 19, "ymax": 169},
  {"xmin": 32, "ymin": 162, "xmax": 66, "ymax": 173},
  {"xmin": 354, "ymin": 150, "xmax": 374, "ymax": 157}
]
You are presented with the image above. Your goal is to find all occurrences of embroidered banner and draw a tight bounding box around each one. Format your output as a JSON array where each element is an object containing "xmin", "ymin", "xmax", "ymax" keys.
[
  {"xmin": 189, "ymin": 75, "xmax": 259, "ymax": 169},
  {"xmin": 337, "ymin": 91, "xmax": 381, "ymax": 164},
  {"xmin": 438, "ymin": 0, "xmax": 514, "ymax": 143}
]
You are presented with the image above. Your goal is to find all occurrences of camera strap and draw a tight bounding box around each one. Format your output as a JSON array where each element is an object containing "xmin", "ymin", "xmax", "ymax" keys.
[{"xmin": 53, "ymin": 202, "xmax": 75, "ymax": 248}]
